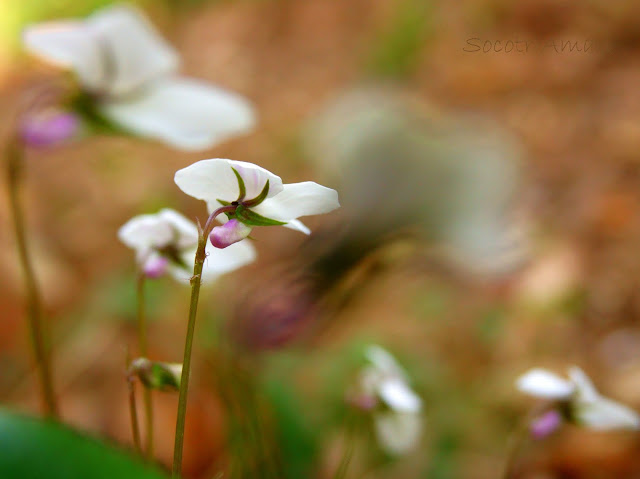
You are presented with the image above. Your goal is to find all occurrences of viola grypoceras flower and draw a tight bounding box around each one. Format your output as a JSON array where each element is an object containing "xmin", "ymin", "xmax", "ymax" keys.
[
  {"xmin": 22, "ymin": 5, "xmax": 255, "ymax": 151},
  {"xmin": 352, "ymin": 345, "xmax": 423, "ymax": 455},
  {"xmin": 118, "ymin": 208, "xmax": 255, "ymax": 282},
  {"xmin": 174, "ymin": 158, "xmax": 340, "ymax": 247},
  {"xmin": 516, "ymin": 366, "xmax": 640, "ymax": 434}
]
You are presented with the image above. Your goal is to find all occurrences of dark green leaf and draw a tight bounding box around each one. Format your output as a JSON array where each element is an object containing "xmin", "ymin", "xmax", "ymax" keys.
[
  {"xmin": 234, "ymin": 206, "xmax": 287, "ymax": 227},
  {"xmin": 231, "ymin": 167, "xmax": 247, "ymax": 201},
  {"xmin": 243, "ymin": 180, "xmax": 270, "ymax": 207},
  {"xmin": 0, "ymin": 409, "xmax": 169, "ymax": 479}
]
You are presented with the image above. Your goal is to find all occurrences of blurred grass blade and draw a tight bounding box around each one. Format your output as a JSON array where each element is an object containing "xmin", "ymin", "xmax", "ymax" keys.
[{"xmin": 0, "ymin": 409, "xmax": 168, "ymax": 479}]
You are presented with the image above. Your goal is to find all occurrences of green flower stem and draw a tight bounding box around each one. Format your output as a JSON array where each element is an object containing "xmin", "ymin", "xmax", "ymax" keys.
[
  {"xmin": 333, "ymin": 412, "xmax": 358, "ymax": 479},
  {"xmin": 172, "ymin": 205, "xmax": 235, "ymax": 478},
  {"xmin": 126, "ymin": 359, "xmax": 143, "ymax": 455},
  {"xmin": 136, "ymin": 273, "xmax": 154, "ymax": 460},
  {"xmin": 502, "ymin": 402, "xmax": 551, "ymax": 479},
  {"xmin": 5, "ymin": 137, "xmax": 59, "ymax": 418}
]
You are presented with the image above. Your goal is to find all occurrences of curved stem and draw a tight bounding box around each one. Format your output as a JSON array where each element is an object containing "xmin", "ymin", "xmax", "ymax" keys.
[
  {"xmin": 136, "ymin": 273, "xmax": 154, "ymax": 460},
  {"xmin": 5, "ymin": 138, "xmax": 59, "ymax": 418},
  {"xmin": 126, "ymin": 356, "xmax": 142, "ymax": 454},
  {"xmin": 172, "ymin": 206, "xmax": 232, "ymax": 477},
  {"xmin": 502, "ymin": 402, "xmax": 551, "ymax": 479},
  {"xmin": 172, "ymin": 235, "xmax": 205, "ymax": 477}
]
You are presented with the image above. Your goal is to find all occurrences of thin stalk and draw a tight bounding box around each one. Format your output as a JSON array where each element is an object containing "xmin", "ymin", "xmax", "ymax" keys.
[
  {"xmin": 502, "ymin": 403, "xmax": 551, "ymax": 479},
  {"xmin": 136, "ymin": 273, "xmax": 154, "ymax": 460},
  {"xmin": 5, "ymin": 137, "xmax": 58, "ymax": 418},
  {"xmin": 126, "ymin": 361, "xmax": 143, "ymax": 455},
  {"xmin": 333, "ymin": 413, "xmax": 357, "ymax": 479},
  {"xmin": 172, "ymin": 205, "xmax": 234, "ymax": 478}
]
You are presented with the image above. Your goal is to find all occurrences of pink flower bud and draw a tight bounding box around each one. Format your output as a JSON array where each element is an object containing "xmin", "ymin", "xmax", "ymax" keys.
[
  {"xmin": 347, "ymin": 392, "xmax": 378, "ymax": 411},
  {"xmin": 530, "ymin": 409, "xmax": 563, "ymax": 439},
  {"xmin": 20, "ymin": 109, "xmax": 80, "ymax": 148},
  {"xmin": 142, "ymin": 255, "xmax": 169, "ymax": 279},
  {"xmin": 210, "ymin": 219, "xmax": 252, "ymax": 249}
]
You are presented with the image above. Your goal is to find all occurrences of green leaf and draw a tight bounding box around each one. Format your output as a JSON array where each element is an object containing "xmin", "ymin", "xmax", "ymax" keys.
[
  {"xmin": 231, "ymin": 167, "xmax": 247, "ymax": 201},
  {"xmin": 243, "ymin": 180, "xmax": 270, "ymax": 207},
  {"xmin": 262, "ymin": 379, "xmax": 318, "ymax": 479},
  {"xmin": 0, "ymin": 409, "xmax": 168, "ymax": 479},
  {"xmin": 130, "ymin": 358, "xmax": 181, "ymax": 392},
  {"xmin": 234, "ymin": 206, "xmax": 287, "ymax": 227}
]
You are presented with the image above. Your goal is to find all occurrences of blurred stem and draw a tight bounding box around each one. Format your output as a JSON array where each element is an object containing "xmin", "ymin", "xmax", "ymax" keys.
[
  {"xmin": 502, "ymin": 403, "xmax": 550, "ymax": 479},
  {"xmin": 333, "ymin": 412, "xmax": 358, "ymax": 479},
  {"xmin": 136, "ymin": 273, "xmax": 154, "ymax": 460},
  {"xmin": 5, "ymin": 137, "xmax": 59, "ymax": 418},
  {"xmin": 173, "ymin": 205, "xmax": 234, "ymax": 478},
  {"xmin": 126, "ymin": 356, "xmax": 142, "ymax": 455}
]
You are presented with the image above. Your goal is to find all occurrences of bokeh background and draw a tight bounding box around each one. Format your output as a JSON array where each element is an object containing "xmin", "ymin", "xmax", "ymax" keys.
[{"xmin": 2, "ymin": 0, "xmax": 640, "ymax": 477}]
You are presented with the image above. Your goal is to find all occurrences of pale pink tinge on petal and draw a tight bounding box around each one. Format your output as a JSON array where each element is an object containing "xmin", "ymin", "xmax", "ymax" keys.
[
  {"xmin": 530, "ymin": 410, "xmax": 563, "ymax": 439},
  {"xmin": 210, "ymin": 219, "xmax": 252, "ymax": 249},
  {"xmin": 142, "ymin": 254, "xmax": 169, "ymax": 278},
  {"xmin": 20, "ymin": 110, "xmax": 80, "ymax": 148}
]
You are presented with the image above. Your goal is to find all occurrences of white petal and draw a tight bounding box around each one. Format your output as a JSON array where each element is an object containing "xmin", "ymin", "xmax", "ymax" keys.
[
  {"xmin": 23, "ymin": 6, "xmax": 177, "ymax": 96},
  {"xmin": 100, "ymin": 77, "xmax": 255, "ymax": 150},
  {"xmin": 118, "ymin": 214, "xmax": 174, "ymax": 251},
  {"xmin": 23, "ymin": 22, "xmax": 106, "ymax": 92},
  {"xmin": 378, "ymin": 379, "xmax": 422, "ymax": 413},
  {"xmin": 516, "ymin": 369, "xmax": 575, "ymax": 399},
  {"xmin": 360, "ymin": 367, "xmax": 385, "ymax": 397},
  {"xmin": 252, "ymin": 182, "xmax": 340, "ymax": 224},
  {"xmin": 568, "ymin": 367, "xmax": 600, "ymax": 403},
  {"xmin": 175, "ymin": 158, "xmax": 282, "ymax": 206},
  {"xmin": 283, "ymin": 219, "xmax": 311, "ymax": 234},
  {"xmin": 202, "ymin": 239, "xmax": 256, "ymax": 282},
  {"xmin": 576, "ymin": 396, "xmax": 640, "ymax": 430},
  {"xmin": 365, "ymin": 345, "xmax": 408, "ymax": 380},
  {"xmin": 374, "ymin": 412, "xmax": 422, "ymax": 455},
  {"xmin": 157, "ymin": 209, "xmax": 199, "ymax": 249},
  {"xmin": 86, "ymin": 5, "xmax": 178, "ymax": 96},
  {"xmin": 168, "ymin": 239, "xmax": 256, "ymax": 284}
]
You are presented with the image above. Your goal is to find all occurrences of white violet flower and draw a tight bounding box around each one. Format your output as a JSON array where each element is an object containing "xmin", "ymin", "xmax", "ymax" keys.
[
  {"xmin": 356, "ymin": 345, "xmax": 423, "ymax": 455},
  {"xmin": 516, "ymin": 366, "xmax": 640, "ymax": 431},
  {"xmin": 174, "ymin": 158, "xmax": 340, "ymax": 247},
  {"xmin": 23, "ymin": 5, "xmax": 255, "ymax": 150},
  {"xmin": 118, "ymin": 208, "xmax": 255, "ymax": 283}
]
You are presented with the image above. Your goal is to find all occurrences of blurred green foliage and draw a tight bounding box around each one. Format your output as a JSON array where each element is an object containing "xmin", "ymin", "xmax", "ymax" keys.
[
  {"xmin": 366, "ymin": 0, "xmax": 433, "ymax": 78},
  {"xmin": 0, "ymin": 409, "xmax": 168, "ymax": 478}
]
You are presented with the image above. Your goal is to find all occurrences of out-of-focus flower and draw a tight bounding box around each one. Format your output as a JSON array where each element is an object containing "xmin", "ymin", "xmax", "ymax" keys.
[
  {"xmin": 516, "ymin": 366, "xmax": 640, "ymax": 431},
  {"xmin": 129, "ymin": 357, "xmax": 182, "ymax": 392},
  {"xmin": 530, "ymin": 410, "xmax": 563, "ymax": 439},
  {"xmin": 305, "ymin": 87, "xmax": 529, "ymax": 279},
  {"xmin": 118, "ymin": 208, "xmax": 255, "ymax": 282},
  {"xmin": 20, "ymin": 108, "xmax": 80, "ymax": 148},
  {"xmin": 174, "ymin": 158, "xmax": 340, "ymax": 245},
  {"xmin": 228, "ymin": 271, "xmax": 316, "ymax": 351},
  {"xmin": 353, "ymin": 345, "xmax": 423, "ymax": 455},
  {"xmin": 23, "ymin": 5, "xmax": 255, "ymax": 150}
]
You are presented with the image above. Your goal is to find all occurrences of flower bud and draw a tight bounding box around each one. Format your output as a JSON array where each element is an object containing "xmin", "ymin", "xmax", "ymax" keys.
[
  {"xmin": 346, "ymin": 392, "xmax": 378, "ymax": 411},
  {"xmin": 129, "ymin": 358, "xmax": 182, "ymax": 392},
  {"xmin": 210, "ymin": 219, "xmax": 252, "ymax": 248},
  {"xmin": 530, "ymin": 409, "xmax": 563, "ymax": 439},
  {"xmin": 20, "ymin": 109, "xmax": 80, "ymax": 148},
  {"xmin": 142, "ymin": 254, "xmax": 169, "ymax": 279}
]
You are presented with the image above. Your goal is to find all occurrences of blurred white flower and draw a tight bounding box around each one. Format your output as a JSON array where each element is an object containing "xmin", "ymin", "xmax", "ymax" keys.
[
  {"xmin": 118, "ymin": 208, "xmax": 255, "ymax": 282},
  {"xmin": 358, "ymin": 345, "xmax": 423, "ymax": 455},
  {"xmin": 516, "ymin": 366, "xmax": 640, "ymax": 431},
  {"xmin": 174, "ymin": 158, "xmax": 340, "ymax": 245},
  {"xmin": 23, "ymin": 5, "xmax": 255, "ymax": 150}
]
